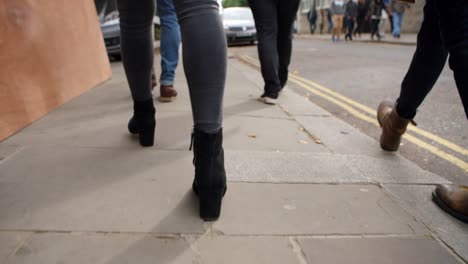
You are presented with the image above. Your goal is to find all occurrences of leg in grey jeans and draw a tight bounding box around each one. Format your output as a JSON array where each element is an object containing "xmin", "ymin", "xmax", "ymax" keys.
[
  {"xmin": 173, "ymin": 0, "xmax": 227, "ymax": 133},
  {"xmin": 117, "ymin": 0, "xmax": 226, "ymax": 133}
]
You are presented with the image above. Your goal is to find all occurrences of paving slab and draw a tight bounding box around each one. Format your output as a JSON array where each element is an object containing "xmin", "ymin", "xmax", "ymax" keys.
[
  {"xmin": 5, "ymin": 233, "xmax": 301, "ymax": 264},
  {"xmin": 0, "ymin": 144, "xmax": 23, "ymax": 165},
  {"xmin": 8, "ymin": 233, "xmax": 194, "ymax": 264},
  {"xmin": 225, "ymin": 151, "xmax": 448, "ymax": 184},
  {"xmin": 345, "ymin": 155, "xmax": 449, "ymax": 184},
  {"xmin": 383, "ymin": 185, "xmax": 468, "ymax": 262},
  {"xmin": 197, "ymin": 236, "xmax": 300, "ymax": 264},
  {"xmin": 278, "ymin": 89, "xmax": 333, "ymax": 117},
  {"xmin": 214, "ymin": 183, "xmax": 427, "ymax": 235},
  {"xmin": 3, "ymin": 109, "xmax": 325, "ymax": 152},
  {"xmin": 0, "ymin": 146, "xmax": 206, "ymax": 233},
  {"xmin": 294, "ymin": 115, "xmax": 381, "ymax": 156},
  {"xmin": 0, "ymin": 232, "xmax": 32, "ymax": 262},
  {"xmin": 226, "ymin": 151, "xmax": 365, "ymax": 183},
  {"xmin": 298, "ymin": 237, "xmax": 462, "ymax": 264}
]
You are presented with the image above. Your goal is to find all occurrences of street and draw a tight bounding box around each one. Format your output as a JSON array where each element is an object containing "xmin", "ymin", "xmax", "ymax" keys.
[
  {"xmin": 230, "ymin": 37, "xmax": 467, "ymax": 183},
  {"xmin": 1, "ymin": 41, "xmax": 467, "ymax": 263}
]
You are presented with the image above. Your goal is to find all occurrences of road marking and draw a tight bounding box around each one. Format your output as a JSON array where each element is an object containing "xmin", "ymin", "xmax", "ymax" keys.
[
  {"xmin": 240, "ymin": 55, "xmax": 468, "ymax": 172},
  {"xmin": 290, "ymin": 74, "xmax": 468, "ymax": 157}
]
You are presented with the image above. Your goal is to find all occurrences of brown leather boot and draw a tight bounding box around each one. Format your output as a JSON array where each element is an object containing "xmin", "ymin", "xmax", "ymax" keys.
[
  {"xmin": 433, "ymin": 185, "xmax": 468, "ymax": 223},
  {"xmin": 377, "ymin": 100, "xmax": 411, "ymax": 151},
  {"xmin": 158, "ymin": 85, "xmax": 178, "ymax": 102}
]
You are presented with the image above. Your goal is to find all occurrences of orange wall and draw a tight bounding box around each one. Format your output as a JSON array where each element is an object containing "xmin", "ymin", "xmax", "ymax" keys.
[{"xmin": 0, "ymin": 0, "xmax": 111, "ymax": 141}]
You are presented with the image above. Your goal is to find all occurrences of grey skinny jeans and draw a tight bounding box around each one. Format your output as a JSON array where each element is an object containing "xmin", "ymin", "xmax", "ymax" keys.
[{"xmin": 117, "ymin": 0, "xmax": 227, "ymax": 133}]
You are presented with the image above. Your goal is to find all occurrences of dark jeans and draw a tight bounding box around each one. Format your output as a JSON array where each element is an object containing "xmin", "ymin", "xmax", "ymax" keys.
[
  {"xmin": 354, "ymin": 16, "xmax": 365, "ymax": 36},
  {"xmin": 345, "ymin": 18, "xmax": 355, "ymax": 40},
  {"xmin": 370, "ymin": 18, "xmax": 380, "ymax": 39},
  {"xmin": 248, "ymin": 0, "xmax": 300, "ymax": 94},
  {"xmin": 117, "ymin": 0, "xmax": 227, "ymax": 133},
  {"xmin": 396, "ymin": 0, "xmax": 468, "ymax": 119}
]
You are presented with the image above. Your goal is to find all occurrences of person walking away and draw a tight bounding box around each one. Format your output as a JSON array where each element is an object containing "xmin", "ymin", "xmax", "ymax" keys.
[
  {"xmin": 353, "ymin": 0, "xmax": 367, "ymax": 38},
  {"xmin": 384, "ymin": 0, "xmax": 393, "ymax": 33},
  {"xmin": 307, "ymin": 4, "xmax": 318, "ymax": 34},
  {"xmin": 345, "ymin": 0, "xmax": 358, "ymax": 41},
  {"xmin": 156, "ymin": 0, "xmax": 181, "ymax": 102},
  {"xmin": 368, "ymin": 0, "xmax": 388, "ymax": 40},
  {"xmin": 117, "ymin": 0, "xmax": 228, "ymax": 221},
  {"xmin": 376, "ymin": 0, "xmax": 468, "ymax": 223},
  {"xmin": 327, "ymin": 8, "xmax": 334, "ymax": 33},
  {"xmin": 390, "ymin": 0, "xmax": 410, "ymax": 38},
  {"xmin": 248, "ymin": 0, "xmax": 301, "ymax": 105},
  {"xmin": 331, "ymin": 0, "xmax": 346, "ymax": 42},
  {"xmin": 379, "ymin": 7, "xmax": 389, "ymax": 38}
]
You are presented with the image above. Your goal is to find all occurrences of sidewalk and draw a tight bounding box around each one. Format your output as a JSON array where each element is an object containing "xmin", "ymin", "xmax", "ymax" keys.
[
  {"xmin": 0, "ymin": 55, "xmax": 466, "ymax": 263},
  {"xmin": 298, "ymin": 33, "xmax": 417, "ymax": 45}
]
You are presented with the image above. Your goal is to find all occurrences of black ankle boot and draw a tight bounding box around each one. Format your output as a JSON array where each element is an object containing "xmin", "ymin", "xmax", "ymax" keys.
[
  {"xmin": 128, "ymin": 99, "xmax": 156, "ymax": 147},
  {"xmin": 190, "ymin": 128, "xmax": 227, "ymax": 221}
]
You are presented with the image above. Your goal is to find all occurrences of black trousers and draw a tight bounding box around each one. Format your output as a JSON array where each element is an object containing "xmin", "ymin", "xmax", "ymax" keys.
[
  {"xmin": 396, "ymin": 0, "xmax": 468, "ymax": 119},
  {"xmin": 370, "ymin": 18, "xmax": 380, "ymax": 39},
  {"xmin": 354, "ymin": 15, "xmax": 365, "ymax": 36},
  {"xmin": 248, "ymin": 0, "xmax": 300, "ymax": 94}
]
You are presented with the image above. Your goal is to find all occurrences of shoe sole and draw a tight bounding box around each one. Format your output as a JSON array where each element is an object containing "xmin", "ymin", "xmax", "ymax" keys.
[
  {"xmin": 432, "ymin": 191, "xmax": 468, "ymax": 224},
  {"xmin": 158, "ymin": 96, "xmax": 176, "ymax": 102},
  {"xmin": 258, "ymin": 97, "xmax": 277, "ymax": 105}
]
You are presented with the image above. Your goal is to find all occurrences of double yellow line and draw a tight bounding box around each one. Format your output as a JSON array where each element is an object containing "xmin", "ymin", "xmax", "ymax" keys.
[{"xmin": 240, "ymin": 55, "xmax": 468, "ymax": 172}]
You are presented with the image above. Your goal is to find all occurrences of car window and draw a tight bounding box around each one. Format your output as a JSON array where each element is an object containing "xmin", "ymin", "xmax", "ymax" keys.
[{"xmin": 222, "ymin": 9, "xmax": 253, "ymax": 20}]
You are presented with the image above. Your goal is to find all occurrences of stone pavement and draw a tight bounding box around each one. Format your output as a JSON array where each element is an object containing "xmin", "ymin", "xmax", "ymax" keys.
[
  {"xmin": 0, "ymin": 55, "xmax": 467, "ymax": 264},
  {"xmin": 299, "ymin": 33, "xmax": 417, "ymax": 45}
]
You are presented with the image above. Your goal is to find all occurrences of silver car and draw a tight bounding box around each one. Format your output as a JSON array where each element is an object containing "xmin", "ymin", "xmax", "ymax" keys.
[{"xmin": 222, "ymin": 7, "xmax": 257, "ymax": 45}]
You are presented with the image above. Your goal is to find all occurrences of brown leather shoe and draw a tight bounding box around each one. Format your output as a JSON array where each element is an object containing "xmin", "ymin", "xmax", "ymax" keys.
[
  {"xmin": 377, "ymin": 100, "xmax": 411, "ymax": 151},
  {"xmin": 432, "ymin": 185, "xmax": 468, "ymax": 223},
  {"xmin": 158, "ymin": 85, "xmax": 178, "ymax": 102}
]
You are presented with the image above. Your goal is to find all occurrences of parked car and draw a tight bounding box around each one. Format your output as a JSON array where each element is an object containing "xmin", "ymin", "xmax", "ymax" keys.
[
  {"xmin": 222, "ymin": 7, "xmax": 256, "ymax": 45},
  {"xmin": 95, "ymin": 0, "xmax": 160, "ymax": 59}
]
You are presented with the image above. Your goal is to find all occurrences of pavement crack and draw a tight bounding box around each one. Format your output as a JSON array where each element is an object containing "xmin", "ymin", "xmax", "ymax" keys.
[
  {"xmin": 289, "ymin": 237, "xmax": 308, "ymax": 264},
  {"xmin": 5, "ymin": 232, "xmax": 34, "ymax": 264}
]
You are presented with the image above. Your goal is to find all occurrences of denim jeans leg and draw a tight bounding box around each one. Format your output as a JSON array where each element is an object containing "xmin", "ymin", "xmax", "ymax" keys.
[
  {"xmin": 117, "ymin": 0, "xmax": 155, "ymax": 102},
  {"xmin": 396, "ymin": 0, "xmax": 449, "ymax": 119},
  {"xmin": 392, "ymin": 13, "xmax": 401, "ymax": 36},
  {"xmin": 157, "ymin": 0, "xmax": 181, "ymax": 86}
]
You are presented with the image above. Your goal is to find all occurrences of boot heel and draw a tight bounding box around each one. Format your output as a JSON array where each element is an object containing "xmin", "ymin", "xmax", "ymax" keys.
[
  {"xmin": 199, "ymin": 190, "xmax": 224, "ymax": 221},
  {"xmin": 139, "ymin": 124, "xmax": 155, "ymax": 147}
]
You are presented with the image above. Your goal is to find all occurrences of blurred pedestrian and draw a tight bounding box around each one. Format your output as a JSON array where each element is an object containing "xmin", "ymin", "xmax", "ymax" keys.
[
  {"xmin": 368, "ymin": 0, "xmax": 388, "ymax": 40},
  {"xmin": 353, "ymin": 0, "xmax": 368, "ymax": 38},
  {"xmin": 331, "ymin": 0, "xmax": 346, "ymax": 42},
  {"xmin": 376, "ymin": 0, "xmax": 467, "ymax": 223},
  {"xmin": 248, "ymin": 0, "xmax": 300, "ymax": 104},
  {"xmin": 117, "ymin": 0, "xmax": 227, "ymax": 221},
  {"xmin": 384, "ymin": 0, "xmax": 393, "ymax": 33},
  {"xmin": 307, "ymin": 4, "xmax": 318, "ymax": 34},
  {"xmin": 379, "ymin": 7, "xmax": 389, "ymax": 38},
  {"xmin": 156, "ymin": 0, "xmax": 181, "ymax": 102},
  {"xmin": 345, "ymin": 0, "xmax": 358, "ymax": 41},
  {"xmin": 326, "ymin": 8, "xmax": 334, "ymax": 33},
  {"xmin": 390, "ymin": 0, "xmax": 410, "ymax": 38}
]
